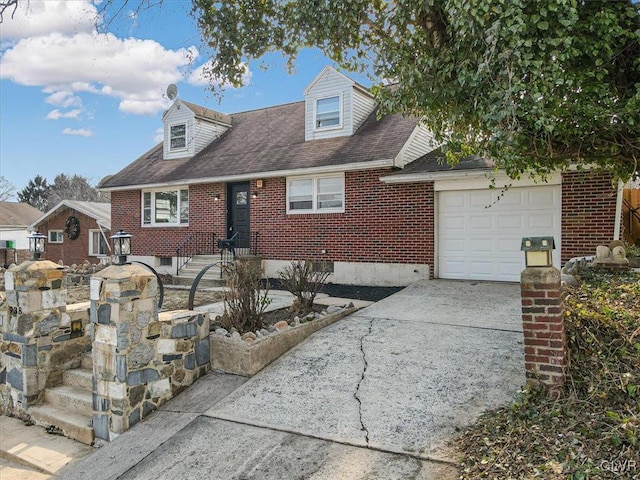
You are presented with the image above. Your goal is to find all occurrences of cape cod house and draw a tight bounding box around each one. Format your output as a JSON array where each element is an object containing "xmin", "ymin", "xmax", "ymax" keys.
[{"xmin": 100, "ymin": 67, "xmax": 621, "ymax": 285}]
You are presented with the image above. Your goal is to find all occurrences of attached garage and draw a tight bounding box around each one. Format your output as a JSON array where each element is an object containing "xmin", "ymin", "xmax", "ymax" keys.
[{"xmin": 437, "ymin": 183, "xmax": 562, "ymax": 281}]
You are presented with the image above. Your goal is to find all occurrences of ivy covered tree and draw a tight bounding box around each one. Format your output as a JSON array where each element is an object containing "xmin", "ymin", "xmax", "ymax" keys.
[{"xmin": 192, "ymin": 0, "xmax": 640, "ymax": 182}]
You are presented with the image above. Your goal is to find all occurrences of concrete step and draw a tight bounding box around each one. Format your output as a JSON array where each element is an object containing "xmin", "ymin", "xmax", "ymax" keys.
[
  {"xmin": 81, "ymin": 352, "xmax": 93, "ymax": 370},
  {"xmin": 44, "ymin": 385, "xmax": 93, "ymax": 417},
  {"xmin": 63, "ymin": 368, "xmax": 93, "ymax": 391},
  {"xmin": 173, "ymin": 276, "xmax": 226, "ymax": 288},
  {"xmin": 28, "ymin": 404, "xmax": 94, "ymax": 445}
]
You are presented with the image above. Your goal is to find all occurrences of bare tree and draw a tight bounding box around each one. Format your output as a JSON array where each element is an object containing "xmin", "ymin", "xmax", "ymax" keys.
[
  {"xmin": 0, "ymin": 0, "xmax": 18, "ymax": 24},
  {"xmin": 0, "ymin": 176, "xmax": 16, "ymax": 201}
]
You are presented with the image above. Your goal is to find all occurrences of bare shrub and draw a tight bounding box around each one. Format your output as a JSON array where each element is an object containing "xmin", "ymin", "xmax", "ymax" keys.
[
  {"xmin": 278, "ymin": 260, "xmax": 330, "ymax": 314},
  {"xmin": 221, "ymin": 258, "xmax": 271, "ymax": 333}
]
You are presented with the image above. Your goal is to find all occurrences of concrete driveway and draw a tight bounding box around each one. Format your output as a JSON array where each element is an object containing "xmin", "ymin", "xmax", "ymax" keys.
[{"xmin": 61, "ymin": 280, "xmax": 524, "ymax": 479}]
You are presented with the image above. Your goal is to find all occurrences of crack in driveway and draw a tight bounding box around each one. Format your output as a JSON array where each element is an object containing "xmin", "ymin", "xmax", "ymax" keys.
[{"xmin": 354, "ymin": 317, "xmax": 374, "ymax": 446}]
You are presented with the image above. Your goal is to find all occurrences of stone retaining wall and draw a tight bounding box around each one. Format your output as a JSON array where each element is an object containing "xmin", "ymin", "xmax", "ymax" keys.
[
  {"xmin": 0, "ymin": 261, "xmax": 91, "ymax": 411},
  {"xmin": 91, "ymin": 265, "xmax": 210, "ymax": 440},
  {"xmin": 210, "ymin": 306, "xmax": 357, "ymax": 377}
]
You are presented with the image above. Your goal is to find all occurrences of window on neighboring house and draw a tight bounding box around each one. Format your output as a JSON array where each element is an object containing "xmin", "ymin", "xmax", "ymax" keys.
[
  {"xmin": 170, "ymin": 123, "xmax": 186, "ymax": 151},
  {"xmin": 315, "ymin": 96, "xmax": 340, "ymax": 129},
  {"xmin": 287, "ymin": 174, "xmax": 344, "ymax": 213},
  {"xmin": 142, "ymin": 188, "xmax": 189, "ymax": 226},
  {"xmin": 49, "ymin": 230, "xmax": 63, "ymax": 243},
  {"xmin": 89, "ymin": 230, "xmax": 108, "ymax": 256}
]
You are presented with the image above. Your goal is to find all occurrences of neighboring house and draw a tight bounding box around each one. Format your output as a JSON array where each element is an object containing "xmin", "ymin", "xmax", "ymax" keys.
[
  {"xmin": 101, "ymin": 67, "xmax": 620, "ymax": 285},
  {"xmin": 29, "ymin": 201, "xmax": 111, "ymax": 266},
  {"xmin": 0, "ymin": 201, "xmax": 43, "ymax": 266}
]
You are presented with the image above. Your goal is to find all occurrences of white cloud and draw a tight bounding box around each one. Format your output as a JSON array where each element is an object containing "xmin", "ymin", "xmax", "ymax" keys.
[
  {"xmin": 187, "ymin": 62, "xmax": 252, "ymax": 88},
  {"xmin": 153, "ymin": 127, "xmax": 164, "ymax": 143},
  {"xmin": 0, "ymin": 0, "xmax": 98, "ymax": 43},
  {"xmin": 62, "ymin": 127, "xmax": 93, "ymax": 137},
  {"xmin": 44, "ymin": 91, "xmax": 83, "ymax": 108},
  {"xmin": 0, "ymin": 31, "xmax": 197, "ymax": 116},
  {"xmin": 46, "ymin": 109, "xmax": 82, "ymax": 120}
]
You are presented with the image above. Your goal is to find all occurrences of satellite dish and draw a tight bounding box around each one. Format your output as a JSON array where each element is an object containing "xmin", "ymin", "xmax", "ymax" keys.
[{"xmin": 166, "ymin": 84, "xmax": 178, "ymax": 100}]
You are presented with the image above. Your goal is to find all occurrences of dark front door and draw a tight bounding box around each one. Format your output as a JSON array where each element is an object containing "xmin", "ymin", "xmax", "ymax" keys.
[{"xmin": 227, "ymin": 182, "xmax": 250, "ymax": 248}]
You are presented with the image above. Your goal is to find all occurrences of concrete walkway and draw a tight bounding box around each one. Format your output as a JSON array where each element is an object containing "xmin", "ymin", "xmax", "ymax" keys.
[{"xmin": 41, "ymin": 280, "xmax": 521, "ymax": 479}]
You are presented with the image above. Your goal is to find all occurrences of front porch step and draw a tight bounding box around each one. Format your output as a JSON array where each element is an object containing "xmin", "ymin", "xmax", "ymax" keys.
[
  {"xmin": 29, "ymin": 404, "xmax": 94, "ymax": 445},
  {"xmin": 173, "ymin": 276, "xmax": 227, "ymax": 288},
  {"xmin": 62, "ymin": 368, "xmax": 93, "ymax": 391},
  {"xmin": 81, "ymin": 352, "xmax": 93, "ymax": 370},
  {"xmin": 44, "ymin": 385, "xmax": 93, "ymax": 417}
]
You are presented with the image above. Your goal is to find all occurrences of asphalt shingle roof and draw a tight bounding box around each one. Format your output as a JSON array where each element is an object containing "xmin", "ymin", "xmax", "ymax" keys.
[
  {"xmin": 101, "ymin": 102, "xmax": 420, "ymax": 189},
  {"xmin": 0, "ymin": 202, "xmax": 42, "ymax": 227}
]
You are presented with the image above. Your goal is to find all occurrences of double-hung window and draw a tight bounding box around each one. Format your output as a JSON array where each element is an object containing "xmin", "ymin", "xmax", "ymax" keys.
[
  {"xmin": 49, "ymin": 230, "xmax": 63, "ymax": 243},
  {"xmin": 315, "ymin": 96, "xmax": 340, "ymax": 129},
  {"xmin": 142, "ymin": 188, "xmax": 189, "ymax": 226},
  {"xmin": 89, "ymin": 230, "xmax": 108, "ymax": 256},
  {"xmin": 287, "ymin": 174, "xmax": 344, "ymax": 214},
  {"xmin": 169, "ymin": 123, "xmax": 186, "ymax": 151}
]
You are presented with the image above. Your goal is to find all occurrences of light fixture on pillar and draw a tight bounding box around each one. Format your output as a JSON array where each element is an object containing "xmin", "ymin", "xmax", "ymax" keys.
[
  {"xmin": 521, "ymin": 236, "xmax": 555, "ymax": 267},
  {"xmin": 28, "ymin": 232, "xmax": 47, "ymax": 260},
  {"xmin": 111, "ymin": 230, "xmax": 132, "ymax": 265}
]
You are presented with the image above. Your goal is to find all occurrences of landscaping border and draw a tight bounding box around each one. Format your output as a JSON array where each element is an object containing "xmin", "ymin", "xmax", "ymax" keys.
[{"xmin": 209, "ymin": 307, "xmax": 358, "ymax": 376}]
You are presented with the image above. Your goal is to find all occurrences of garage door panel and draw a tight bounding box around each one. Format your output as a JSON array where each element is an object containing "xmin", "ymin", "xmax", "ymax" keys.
[
  {"xmin": 498, "ymin": 214, "xmax": 523, "ymax": 229},
  {"xmin": 438, "ymin": 185, "xmax": 561, "ymax": 282}
]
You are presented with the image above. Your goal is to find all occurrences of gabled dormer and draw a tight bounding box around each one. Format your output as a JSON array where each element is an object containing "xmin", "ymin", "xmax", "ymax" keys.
[
  {"xmin": 162, "ymin": 99, "xmax": 232, "ymax": 160},
  {"xmin": 304, "ymin": 66, "xmax": 377, "ymax": 141}
]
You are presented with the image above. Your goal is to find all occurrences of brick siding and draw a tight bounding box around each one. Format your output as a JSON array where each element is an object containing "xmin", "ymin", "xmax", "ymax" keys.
[
  {"xmin": 37, "ymin": 208, "xmax": 108, "ymax": 266},
  {"xmin": 113, "ymin": 170, "xmax": 435, "ymax": 271},
  {"xmin": 561, "ymin": 171, "xmax": 618, "ymax": 263}
]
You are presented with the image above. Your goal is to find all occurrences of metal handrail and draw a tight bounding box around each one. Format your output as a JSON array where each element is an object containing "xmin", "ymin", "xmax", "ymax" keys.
[{"xmin": 176, "ymin": 232, "xmax": 217, "ymax": 276}]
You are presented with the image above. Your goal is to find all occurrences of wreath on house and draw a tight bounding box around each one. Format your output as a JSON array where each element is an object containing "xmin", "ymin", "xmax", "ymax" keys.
[{"xmin": 64, "ymin": 215, "xmax": 81, "ymax": 240}]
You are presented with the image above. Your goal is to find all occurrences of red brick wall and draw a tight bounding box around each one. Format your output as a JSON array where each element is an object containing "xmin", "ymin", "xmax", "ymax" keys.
[
  {"xmin": 253, "ymin": 170, "xmax": 435, "ymax": 266},
  {"xmin": 111, "ymin": 183, "xmax": 227, "ymax": 257},
  {"xmin": 112, "ymin": 170, "xmax": 435, "ymax": 270},
  {"xmin": 37, "ymin": 208, "xmax": 108, "ymax": 266},
  {"xmin": 561, "ymin": 172, "xmax": 618, "ymax": 263}
]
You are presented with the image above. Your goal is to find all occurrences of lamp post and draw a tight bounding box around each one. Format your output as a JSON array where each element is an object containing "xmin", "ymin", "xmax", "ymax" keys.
[
  {"xmin": 111, "ymin": 230, "xmax": 132, "ymax": 265},
  {"xmin": 28, "ymin": 232, "xmax": 47, "ymax": 260},
  {"xmin": 521, "ymin": 236, "xmax": 555, "ymax": 268}
]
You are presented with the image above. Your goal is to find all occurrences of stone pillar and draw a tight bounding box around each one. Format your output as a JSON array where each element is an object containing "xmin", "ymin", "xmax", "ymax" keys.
[
  {"xmin": 90, "ymin": 264, "xmax": 210, "ymax": 441},
  {"xmin": 1, "ymin": 260, "xmax": 71, "ymax": 411},
  {"xmin": 521, "ymin": 267, "xmax": 566, "ymax": 388}
]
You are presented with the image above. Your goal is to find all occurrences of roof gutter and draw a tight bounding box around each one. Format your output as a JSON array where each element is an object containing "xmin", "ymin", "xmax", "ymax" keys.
[
  {"xmin": 380, "ymin": 168, "xmax": 494, "ymax": 184},
  {"xmin": 100, "ymin": 159, "xmax": 396, "ymax": 192}
]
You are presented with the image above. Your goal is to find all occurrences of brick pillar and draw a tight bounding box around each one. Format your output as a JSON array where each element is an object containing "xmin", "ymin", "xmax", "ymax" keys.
[
  {"xmin": 521, "ymin": 267, "xmax": 566, "ymax": 388},
  {"xmin": 1, "ymin": 260, "xmax": 69, "ymax": 410}
]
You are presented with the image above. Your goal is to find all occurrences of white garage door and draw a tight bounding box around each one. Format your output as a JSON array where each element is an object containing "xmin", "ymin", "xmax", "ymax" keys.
[{"xmin": 438, "ymin": 185, "xmax": 562, "ymax": 281}]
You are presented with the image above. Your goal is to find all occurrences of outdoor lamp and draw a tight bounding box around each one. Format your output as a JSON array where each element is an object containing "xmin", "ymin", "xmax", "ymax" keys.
[
  {"xmin": 521, "ymin": 236, "xmax": 555, "ymax": 268},
  {"xmin": 111, "ymin": 230, "xmax": 132, "ymax": 265},
  {"xmin": 28, "ymin": 231, "xmax": 47, "ymax": 260}
]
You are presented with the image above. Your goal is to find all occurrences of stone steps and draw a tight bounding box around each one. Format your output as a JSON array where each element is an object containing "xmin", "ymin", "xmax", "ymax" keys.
[
  {"xmin": 62, "ymin": 368, "xmax": 93, "ymax": 391},
  {"xmin": 28, "ymin": 404, "xmax": 94, "ymax": 445},
  {"xmin": 28, "ymin": 355, "xmax": 95, "ymax": 445}
]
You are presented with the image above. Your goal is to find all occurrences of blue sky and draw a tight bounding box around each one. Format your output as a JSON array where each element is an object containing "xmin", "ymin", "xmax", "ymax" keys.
[{"xmin": 0, "ymin": 0, "xmax": 370, "ymax": 197}]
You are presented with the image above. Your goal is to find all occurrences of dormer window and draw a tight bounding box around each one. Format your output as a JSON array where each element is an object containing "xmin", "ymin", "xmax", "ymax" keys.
[
  {"xmin": 315, "ymin": 96, "xmax": 340, "ymax": 129},
  {"xmin": 170, "ymin": 123, "xmax": 186, "ymax": 151}
]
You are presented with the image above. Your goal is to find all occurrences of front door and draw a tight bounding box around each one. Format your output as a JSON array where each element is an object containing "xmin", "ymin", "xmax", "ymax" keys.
[{"xmin": 227, "ymin": 182, "xmax": 250, "ymax": 248}]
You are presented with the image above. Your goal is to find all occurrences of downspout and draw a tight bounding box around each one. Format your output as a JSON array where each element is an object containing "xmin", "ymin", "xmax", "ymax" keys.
[{"xmin": 614, "ymin": 180, "xmax": 624, "ymax": 240}]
